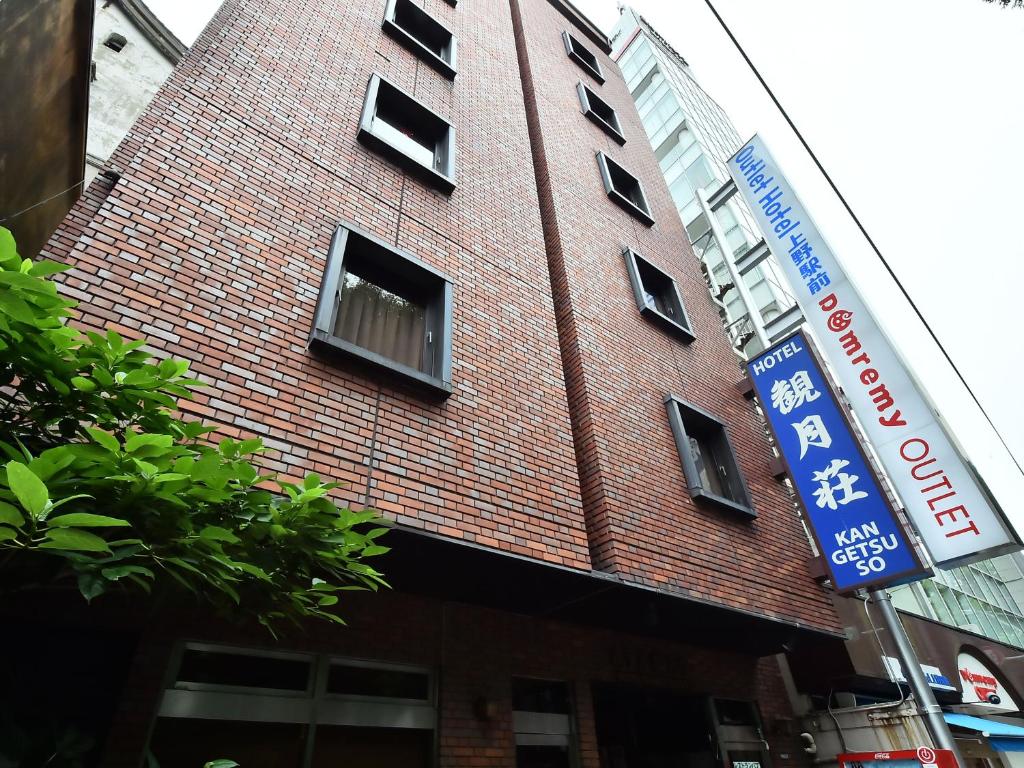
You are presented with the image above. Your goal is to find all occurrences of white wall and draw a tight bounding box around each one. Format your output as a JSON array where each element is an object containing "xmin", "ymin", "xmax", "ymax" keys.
[{"xmin": 86, "ymin": 1, "xmax": 177, "ymax": 183}]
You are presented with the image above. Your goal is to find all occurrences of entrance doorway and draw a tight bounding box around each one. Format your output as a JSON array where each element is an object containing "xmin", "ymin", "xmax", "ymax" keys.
[
  {"xmin": 592, "ymin": 684, "xmax": 770, "ymax": 768},
  {"xmin": 592, "ymin": 683, "xmax": 717, "ymax": 768}
]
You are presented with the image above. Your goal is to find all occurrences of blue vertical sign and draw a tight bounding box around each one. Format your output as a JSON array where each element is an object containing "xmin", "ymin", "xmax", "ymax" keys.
[{"xmin": 747, "ymin": 331, "xmax": 925, "ymax": 593}]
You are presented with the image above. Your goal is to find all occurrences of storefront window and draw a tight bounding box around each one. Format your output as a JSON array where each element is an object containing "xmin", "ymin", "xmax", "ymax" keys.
[{"xmin": 149, "ymin": 644, "xmax": 436, "ymax": 768}]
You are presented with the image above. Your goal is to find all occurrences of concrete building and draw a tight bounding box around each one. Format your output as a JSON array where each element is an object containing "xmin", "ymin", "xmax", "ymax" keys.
[
  {"xmin": 85, "ymin": 0, "xmax": 185, "ymax": 184},
  {"xmin": 29, "ymin": 0, "xmax": 850, "ymax": 765}
]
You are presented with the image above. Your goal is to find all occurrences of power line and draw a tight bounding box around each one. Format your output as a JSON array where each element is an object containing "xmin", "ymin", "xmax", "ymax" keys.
[
  {"xmin": 703, "ymin": 0, "xmax": 1024, "ymax": 480},
  {"xmin": 0, "ymin": 180, "xmax": 86, "ymax": 225}
]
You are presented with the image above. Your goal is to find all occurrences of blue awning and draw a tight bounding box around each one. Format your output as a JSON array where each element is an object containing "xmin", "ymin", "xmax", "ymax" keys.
[{"xmin": 944, "ymin": 713, "xmax": 1024, "ymax": 752}]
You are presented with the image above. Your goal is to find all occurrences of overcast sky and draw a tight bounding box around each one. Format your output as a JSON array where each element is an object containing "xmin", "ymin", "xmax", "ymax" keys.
[{"xmin": 146, "ymin": 0, "xmax": 1024, "ymax": 533}]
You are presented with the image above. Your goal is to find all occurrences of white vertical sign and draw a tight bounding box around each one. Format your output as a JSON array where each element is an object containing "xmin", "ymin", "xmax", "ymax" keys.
[{"xmin": 728, "ymin": 135, "xmax": 1019, "ymax": 567}]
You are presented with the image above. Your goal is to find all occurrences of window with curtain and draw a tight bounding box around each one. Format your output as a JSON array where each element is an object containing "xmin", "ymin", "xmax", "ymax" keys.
[
  {"xmin": 311, "ymin": 223, "xmax": 453, "ymax": 396},
  {"xmin": 335, "ymin": 270, "xmax": 427, "ymax": 374},
  {"xmin": 666, "ymin": 396, "xmax": 754, "ymax": 517}
]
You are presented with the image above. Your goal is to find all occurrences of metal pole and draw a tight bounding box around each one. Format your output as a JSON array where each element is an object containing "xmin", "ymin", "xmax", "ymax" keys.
[
  {"xmin": 870, "ymin": 588, "xmax": 966, "ymax": 767},
  {"xmin": 696, "ymin": 188, "xmax": 771, "ymax": 350}
]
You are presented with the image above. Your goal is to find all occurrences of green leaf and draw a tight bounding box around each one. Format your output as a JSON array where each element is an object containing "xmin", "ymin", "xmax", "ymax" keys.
[
  {"xmin": 29, "ymin": 259, "xmax": 72, "ymax": 277},
  {"xmin": 40, "ymin": 527, "xmax": 110, "ymax": 552},
  {"xmin": 85, "ymin": 427, "xmax": 120, "ymax": 453},
  {"xmin": 48, "ymin": 513, "xmax": 130, "ymax": 528},
  {"xmin": 0, "ymin": 292, "xmax": 35, "ymax": 323},
  {"xmin": 77, "ymin": 573, "xmax": 107, "ymax": 601},
  {"xmin": 70, "ymin": 376, "xmax": 97, "ymax": 392},
  {"xmin": 204, "ymin": 760, "xmax": 240, "ymax": 768},
  {"xmin": 101, "ymin": 564, "xmax": 154, "ymax": 581},
  {"xmin": 125, "ymin": 433, "xmax": 173, "ymax": 452},
  {"xmin": 0, "ymin": 226, "xmax": 17, "ymax": 261},
  {"xmin": 0, "ymin": 527, "xmax": 18, "ymax": 542},
  {"xmin": 200, "ymin": 525, "xmax": 240, "ymax": 544},
  {"xmin": 0, "ymin": 500, "xmax": 25, "ymax": 528},
  {"xmin": 361, "ymin": 545, "xmax": 390, "ymax": 557},
  {"xmin": 5, "ymin": 461, "xmax": 49, "ymax": 518}
]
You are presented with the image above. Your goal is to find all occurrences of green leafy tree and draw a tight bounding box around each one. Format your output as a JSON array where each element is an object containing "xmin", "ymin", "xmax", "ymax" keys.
[{"xmin": 0, "ymin": 226, "xmax": 389, "ymax": 630}]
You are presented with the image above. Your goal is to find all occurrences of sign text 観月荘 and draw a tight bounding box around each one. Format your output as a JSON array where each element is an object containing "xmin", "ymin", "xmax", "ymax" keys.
[
  {"xmin": 747, "ymin": 332, "xmax": 923, "ymax": 592},
  {"xmin": 729, "ymin": 135, "xmax": 1019, "ymax": 567}
]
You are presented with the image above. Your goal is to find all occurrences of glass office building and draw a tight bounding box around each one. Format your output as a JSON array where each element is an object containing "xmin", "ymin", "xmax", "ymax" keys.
[
  {"xmin": 610, "ymin": 5, "xmax": 1024, "ymax": 650},
  {"xmin": 611, "ymin": 7, "xmax": 800, "ymax": 357}
]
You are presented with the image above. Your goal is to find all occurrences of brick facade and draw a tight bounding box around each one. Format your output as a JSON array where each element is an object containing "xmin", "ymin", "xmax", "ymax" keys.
[
  {"xmin": 52, "ymin": 591, "xmax": 807, "ymax": 768},
  {"xmin": 38, "ymin": 0, "xmax": 844, "ymax": 763},
  {"xmin": 508, "ymin": 0, "xmax": 835, "ymax": 629}
]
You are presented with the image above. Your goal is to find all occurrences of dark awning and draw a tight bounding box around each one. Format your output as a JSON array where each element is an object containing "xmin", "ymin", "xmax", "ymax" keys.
[{"xmin": 381, "ymin": 525, "xmax": 843, "ymax": 656}]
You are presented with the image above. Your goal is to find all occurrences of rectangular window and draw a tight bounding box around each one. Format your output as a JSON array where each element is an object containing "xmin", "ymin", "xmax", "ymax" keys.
[
  {"xmin": 311, "ymin": 222, "xmax": 453, "ymax": 397},
  {"xmin": 665, "ymin": 395, "xmax": 755, "ymax": 517},
  {"xmin": 383, "ymin": 0, "xmax": 457, "ymax": 80},
  {"xmin": 561, "ymin": 30, "xmax": 604, "ymax": 83},
  {"xmin": 596, "ymin": 152, "xmax": 654, "ymax": 226},
  {"xmin": 358, "ymin": 73, "xmax": 456, "ymax": 193},
  {"xmin": 327, "ymin": 659, "xmax": 432, "ymax": 702},
  {"xmin": 174, "ymin": 645, "xmax": 313, "ymax": 695},
  {"xmin": 513, "ymin": 678, "xmax": 576, "ymax": 768},
  {"xmin": 152, "ymin": 645, "xmax": 436, "ymax": 768},
  {"xmin": 576, "ymin": 82, "xmax": 625, "ymax": 144},
  {"xmin": 623, "ymin": 248, "xmax": 694, "ymax": 342}
]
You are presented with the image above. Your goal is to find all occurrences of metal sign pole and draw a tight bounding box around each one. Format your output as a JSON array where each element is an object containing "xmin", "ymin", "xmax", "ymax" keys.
[{"xmin": 870, "ymin": 588, "xmax": 966, "ymax": 767}]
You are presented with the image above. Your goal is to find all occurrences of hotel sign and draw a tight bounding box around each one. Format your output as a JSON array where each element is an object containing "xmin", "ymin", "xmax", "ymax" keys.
[
  {"xmin": 748, "ymin": 332, "xmax": 923, "ymax": 592},
  {"xmin": 729, "ymin": 135, "xmax": 1019, "ymax": 567}
]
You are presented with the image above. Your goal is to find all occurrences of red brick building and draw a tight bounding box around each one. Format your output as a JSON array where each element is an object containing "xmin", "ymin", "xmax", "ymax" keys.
[{"xmin": 35, "ymin": 0, "xmax": 842, "ymax": 764}]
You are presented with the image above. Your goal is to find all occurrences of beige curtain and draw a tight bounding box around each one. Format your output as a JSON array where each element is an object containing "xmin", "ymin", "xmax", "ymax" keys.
[{"xmin": 334, "ymin": 273, "xmax": 426, "ymax": 372}]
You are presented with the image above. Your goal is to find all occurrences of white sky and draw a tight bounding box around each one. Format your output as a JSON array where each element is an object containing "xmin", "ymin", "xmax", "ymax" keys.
[{"xmin": 148, "ymin": 0, "xmax": 1024, "ymax": 534}]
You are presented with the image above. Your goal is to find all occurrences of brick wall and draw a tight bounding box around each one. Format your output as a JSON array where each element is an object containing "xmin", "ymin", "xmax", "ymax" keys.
[
  {"xmin": 45, "ymin": 0, "xmax": 591, "ymax": 568},
  {"xmin": 87, "ymin": 590, "xmax": 810, "ymax": 768},
  {"xmin": 509, "ymin": 0, "xmax": 838, "ymax": 631},
  {"xmin": 44, "ymin": 0, "xmax": 838, "ymax": 643}
]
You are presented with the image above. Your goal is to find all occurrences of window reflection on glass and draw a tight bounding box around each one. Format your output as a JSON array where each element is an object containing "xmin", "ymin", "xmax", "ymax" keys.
[
  {"xmin": 689, "ymin": 435, "xmax": 726, "ymax": 498},
  {"xmin": 335, "ymin": 270, "xmax": 427, "ymax": 373}
]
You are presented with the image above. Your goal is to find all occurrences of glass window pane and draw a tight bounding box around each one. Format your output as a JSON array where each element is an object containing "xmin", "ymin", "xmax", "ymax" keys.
[
  {"xmin": 517, "ymin": 745, "xmax": 572, "ymax": 768},
  {"xmin": 149, "ymin": 718, "xmax": 307, "ymax": 768},
  {"xmin": 327, "ymin": 662, "xmax": 431, "ymax": 700},
  {"xmin": 311, "ymin": 725, "xmax": 433, "ymax": 768},
  {"xmin": 176, "ymin": 648, "xmax": 311, "ymax": 692},
  {"xmin": 335, "ymin": 271, "xmax": 427, "ymax": 372},
  {"xmin": 513, "ymin": 679, "xmax": 570, "ymax": 714}
]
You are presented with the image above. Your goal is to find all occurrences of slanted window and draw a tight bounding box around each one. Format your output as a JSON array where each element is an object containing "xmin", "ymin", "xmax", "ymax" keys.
[
  {"xmin": 562, "ymin": 31, "xmax": 604, "ymax": 83},
  {"xmin": 358, "ymin": 74, "xmax": 456, "ymax": 193},
  {"xmin": 577, "ymin": 82, "xmax": 625, "ymax": 144},
  {"xmin": 311, "ymin": 223, "xmax": 453, "ymax": 397},
  {"xmin": 596, "ymin": 152, "xmax": 654, "ymax": 226},
  {"xmin": 665, "ymin": 395, "xmax": 755, "ymax": 517},
  {"xmin": 103, "ymin": 33, "xmax": 127, "ymax": 52},
  {"xmin": 623, "ymin": 249, "xmax": 693, "ymax": 342},
  {"xmin": 383, "ymin": 0, "xmax": 457, "ymax": 80}
]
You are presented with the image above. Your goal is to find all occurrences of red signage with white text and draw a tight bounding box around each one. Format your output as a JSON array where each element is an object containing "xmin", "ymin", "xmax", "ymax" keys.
[{"xmin": 838, "ymin": 747, "xmax": 958, "ymax": 768}]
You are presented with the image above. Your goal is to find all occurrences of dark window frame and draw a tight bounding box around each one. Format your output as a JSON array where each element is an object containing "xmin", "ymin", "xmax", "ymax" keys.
[
  {"xmin": 623, "ymin": 249, "xmax": 694, "ymax": 342},
  {"xmin": 358, "ymin": 73, "xmax": 456, "ymax": 193},
  {"xmin": 562, "ymin": 30, "xmax": 604, "ymax": 83},
  {"xmin": 382, "ymin": 0, "xmax": 457, "ymax": 80},
  {"xmin": 576, "ymin": 81, "xmax": 625, "ymax": 144},
  {"xmin": 596, "ymin": 152, "xmax": 654, "ymax": 226},
  {"xmin": 310, "ymin": 222, "xmax": 453, "ymax": 397},
  {"xmin": 664, "ymin": 395, "xmax": 755, "ymax": 518},
  {"xmin": 104, "ymin": 32, "xmax": 128, "ymax": 52}
]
